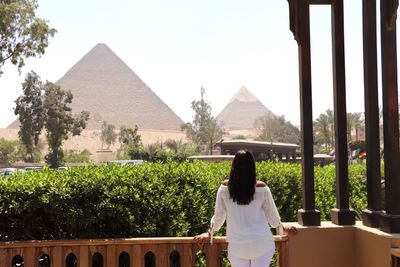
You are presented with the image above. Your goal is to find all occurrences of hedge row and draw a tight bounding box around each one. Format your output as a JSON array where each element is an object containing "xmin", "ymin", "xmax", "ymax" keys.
[{"xmin": 0, "ymin": 161, "xmax": 367, "ymax": 241}]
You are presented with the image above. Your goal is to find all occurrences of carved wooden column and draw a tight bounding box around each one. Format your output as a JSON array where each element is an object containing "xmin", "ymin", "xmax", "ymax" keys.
[
  {"xmin": 330, "ymin": 0, "xmax": 356, "ymax": 225},
  {"xmin": 361, "ymin": 0, "xmax": 382, "ymax": 228},
  {"xmin": 288, "ymin": 0, "xmax": 321, "ymax": 226},
  {"xmin": 380, "ymin": 0, "xmax": 400, "ymax": 233}
]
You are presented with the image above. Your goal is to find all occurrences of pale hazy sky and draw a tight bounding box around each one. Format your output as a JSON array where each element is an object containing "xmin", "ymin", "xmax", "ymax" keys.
[{"xmin": 0, "ymin": 0, "xmax": 397, "ymax": 128}]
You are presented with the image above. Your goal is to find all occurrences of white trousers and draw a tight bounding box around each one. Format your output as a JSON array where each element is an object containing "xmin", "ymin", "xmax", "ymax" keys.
[{"xmin": 228, "ymin": 249, "xmax": 275, "ymax": 267}]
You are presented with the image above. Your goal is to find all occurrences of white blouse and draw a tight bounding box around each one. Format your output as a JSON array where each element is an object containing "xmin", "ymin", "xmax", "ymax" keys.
[{"xmin": 210, "ymin": 184, "xmax": 281, "ymax": 259}]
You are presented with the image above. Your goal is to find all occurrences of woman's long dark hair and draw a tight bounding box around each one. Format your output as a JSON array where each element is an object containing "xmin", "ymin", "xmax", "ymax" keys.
[{"xmin": 228, "ymin": 150, "xmax": 256, "ymax": 205}]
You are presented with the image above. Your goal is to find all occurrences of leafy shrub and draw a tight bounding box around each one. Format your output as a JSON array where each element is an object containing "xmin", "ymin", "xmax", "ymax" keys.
[
  {"xmin": 64, "ymin": 149, "xmax": 92, "ymax": 163},
  {"xmin": 0, "ymin": 161, "xmax": 366, "ymax": 241},
  {"xmin": 348, "ymin": 140, "xmax": 366, "ymax": 151}
]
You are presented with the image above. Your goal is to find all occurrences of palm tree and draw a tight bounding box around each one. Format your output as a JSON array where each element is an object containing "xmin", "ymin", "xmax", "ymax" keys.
[
  {"xmin": 352, "ymin": 112, "xmax": 364, "ymax": 140},
  {"xmin": 326, "ymin": 109, "xmax": 335, "ymax": 149},
  {"xmin": 164, "ymin": 139, "xmax": 179, "ymax": 153},
  {"xmin": 314, "ymin": 114, "xmax": 330, "ymax": 153},
  {"xmin": 347, "ymin": 112, "xmax": 364, "ymax": 141}
]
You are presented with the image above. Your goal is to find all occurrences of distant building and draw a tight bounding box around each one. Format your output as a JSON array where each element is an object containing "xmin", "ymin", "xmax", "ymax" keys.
[{"xmin": 215, "ymin": 139, "xmax": 299, "ymax": 162}]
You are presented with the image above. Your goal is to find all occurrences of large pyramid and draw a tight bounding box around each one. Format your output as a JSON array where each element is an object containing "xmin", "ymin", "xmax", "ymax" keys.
[
  {"xmin": 8, "ymin": 43, "xmax": 184, "ymax": 130},
  {"xmin": 217, "ymin": 86, "xmax": 272, "ymax": 130}
]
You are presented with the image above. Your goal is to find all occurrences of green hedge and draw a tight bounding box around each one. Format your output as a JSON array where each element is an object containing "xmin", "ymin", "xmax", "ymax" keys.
[{"xmin": 0, "ymin": 161, "xmax": 367, "ymax": 241}]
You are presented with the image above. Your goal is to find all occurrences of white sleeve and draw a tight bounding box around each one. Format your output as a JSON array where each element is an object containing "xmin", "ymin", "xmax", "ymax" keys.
[
  {"xmin": 263, "ymin": 186, "xmax": 281, "ymax": 228},
  {"xmin": 210, "ymin": 186, "xmax": 227, "ymax": 232}
]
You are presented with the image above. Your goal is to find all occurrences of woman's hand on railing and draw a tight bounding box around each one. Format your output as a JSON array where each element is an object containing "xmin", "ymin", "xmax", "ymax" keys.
[
  {"xmin": 193, "ymin": 232, "xmax": 210, "ymax": 250},
  {"xmin": 283, "ymin": 225, "xmax": 298, "ymax": 234}
]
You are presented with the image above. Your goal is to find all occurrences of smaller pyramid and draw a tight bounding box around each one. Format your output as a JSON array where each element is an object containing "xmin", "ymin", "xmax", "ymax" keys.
[{"xmin": 217, "ymin": 86, "xmax": 272, "ymax": 130}]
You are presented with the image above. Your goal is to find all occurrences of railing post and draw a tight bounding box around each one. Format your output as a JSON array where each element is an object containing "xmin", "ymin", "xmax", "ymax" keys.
[
  {"xmin": 132, "ymin": 244, "xmax": 143, "ymax": 266},
  {"xmin": 292, "ymin": 0, "xmax": 321, "ymax": 227},
  {"xmin": 80, "ymin": 245, "xmax": 89, "ymax": 267},
  {"xmin": 330, "ymin": 0, "xmax": 356, "ymax": 225},
  {"xmin": 107, "ymin": 245, "xmax": 117, "ymax": 266},
  {"xmin": 361, "ymin": 0, "xmax": 382, "ymax": 228},
  {"xmin": 380, "ymin": 0, "xmax": 400, "ymax": 233},
  {"xmin": 205, "ymin": 243, "xmax": 220, "ymax": 267}
]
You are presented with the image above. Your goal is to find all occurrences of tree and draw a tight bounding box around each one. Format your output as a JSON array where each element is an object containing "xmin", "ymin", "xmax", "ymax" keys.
[
  {"xmin": 314, "ymin": 113, "xmax": 330, "ymax": 153},
  {"xmin": 205, "ymin": 118, "xmax": 224, "ymax": 154},
  {"xmin": 347, "ymin": 112, "xmax": 364, "ymax": 141},
  {"xmin": 15, "ymin": 73, "xmax": 90, "ymax": 168},
  {"xmin": 326, "ymin": 109, "xmax": 335, "ymax": 148},
  {"xmin": 117, "ymin": 125, "xmax": 143, "ymax": 159},
  {"xmin": 43, "ymin": 82, "xmax": 90, "ymax": 168},
  {"xmin": 14, "ymin": 71, "xmax": 44, "ymax": 161},
  {"xmin": 164, "ymin": 138, "xmax": 199, "ymax": 161},
  {"xmin": 254, "ymin": 113, "xmax": 300, "ymax": 144},
  {"xmin": 100, "ymin": 121, "xmax": 117, "ymax": 149},
  {"xmin": 0, "ymin": 138, "xmax": 18, "ymax": 165},
  {"xmin": 0, "ymin": 0, "xmax": 56, "ymax": 75},
  {"xmin": 64, "ymin": 149, "xmax": 92, "ymax": 163},
  {"xmin": 181, "ymin": 87, "xmax": 223, "ymax": 155}
]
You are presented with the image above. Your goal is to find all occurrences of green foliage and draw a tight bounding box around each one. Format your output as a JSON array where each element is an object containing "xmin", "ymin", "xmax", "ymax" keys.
[
  {"xmin": 0, "ymin": 138, "xmax": 40, "ymax": 165},
  {"xmin": 0, "ymin": 138, "xmax": 19, "ymax": 164},
  {"xmin": 127, "ymin": 146, "xmax": 149, "ymax": 160},
  {"xmin": 43, "ymin": 82, "xmax": 90, "ymax": 168},
  {"xmin": 129, "ymin": 140, "xmax": 199, "ymax": 163},
  {"xmin": 181, "ymin": 87, "xmax": 223, "ymax": 154},
  {"xmin": 0, "ymin": 161, "xmax": 367, "ymax": 241},
  {"xmin": 100, "ymin": 121, "xmax": 117, "ymax": 149},
  {"xmin": 0, "ymin": 0, "xmax": 56, "ymax": 75},
  {"xmin": 313, "ymin": 109, "xmax": 334, "ymax": 153},
  {"xmin": 118, "ymin": 125, "xmax": 143, "ymax": 159},
  {"xmin": 15, "ymin": 73, "xmax": 89, "ymax": 167},
  {"xmin": 347, "ymin": 112, "xmax": 364, "ymax": 141},
  {"xmin": 63, "ymin": 149, "xmax": 92, "ymax": 163},
  {"xmin": 14, "ymin": 71, "xmax": 44, "ymax": 161},
  {"xmin": 254, "ymin": 113, "xmax": 300, "ymax": 144},
  {"xmin": 314, "ymin": 113, "xmax": 331, "ymax": 153},
  {"xmin": 348, "ymin": 140, "xmax": 366, "ymax": 151},
  {"xmin": 313, "ymin": 110, "xmax": 365, "ymax": 153}
]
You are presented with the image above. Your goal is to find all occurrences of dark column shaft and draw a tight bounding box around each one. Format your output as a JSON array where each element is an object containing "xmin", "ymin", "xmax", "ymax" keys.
[
  {"xmin": 330, "ymin": 0, "xmax": 355, "ymax": 225},
  {"xmin": 380, "ymin": 0, "xmax": 400, "ymax": 233},
  {"xmin": 361, "ymin": 0, "xmax": 382, "ymax": 228},
  {"xmin": 296, "ymin": 1, "xmax": 320, "ymax": 226}
]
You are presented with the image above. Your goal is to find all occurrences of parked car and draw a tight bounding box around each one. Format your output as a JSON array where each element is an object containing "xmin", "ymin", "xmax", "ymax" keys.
[
  {"xmin": 23, "ymin": 166, "xmax": 43, "ymax": 172},
  {"xmin": 0, "ymin": 168, "xmax": 18, "ymax": 177},
  {"xmin": 108, "ymin": 160, "xmax": 144, "ymax": 166}
]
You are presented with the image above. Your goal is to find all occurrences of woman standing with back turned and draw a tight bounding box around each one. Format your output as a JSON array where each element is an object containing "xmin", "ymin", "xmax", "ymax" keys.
[{"xmin": 194, "ymin": 150, "xmax": 297, "ymax": 267}]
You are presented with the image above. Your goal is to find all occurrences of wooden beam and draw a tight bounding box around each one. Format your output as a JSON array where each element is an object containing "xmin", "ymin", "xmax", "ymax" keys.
[
  {"xmin": 296, "ymin": 0, "xmax": 320, "ymax": 227},
  {"xmin": 380, "ymin": 0, "xmax": 400, "ymax": 233},
  {"xmin": 330, "ymin": 0, "xmax": 355, "ymax": 226},
  {"xmin": 309, "ymin": 0, "xmax": 332, "ymax": 4},
  {"xmin": 361, "ymin": 0, "xmax": 382, "ymax": 228}
]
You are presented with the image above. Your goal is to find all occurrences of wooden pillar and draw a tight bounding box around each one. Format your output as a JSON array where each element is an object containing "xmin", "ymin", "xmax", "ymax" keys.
[
  {"xmin": 330, "ymin": 0, "xmax": 356, "ymax": 225},
  {"xmin": 295, "ymin": 0, "xmax": 321, "ymax": 226},
  {"xmin": 361, "ymin": 0, "xmax": 382, "ymax": 228},
  {"xmin": 380, "ymin": 0, "xmax": 400, "ymax": 233}
]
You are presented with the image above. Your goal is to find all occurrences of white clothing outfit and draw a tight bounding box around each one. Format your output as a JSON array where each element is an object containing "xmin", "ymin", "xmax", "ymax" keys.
[
  {"xmin": 210, "ymin": 185, "xmax": 281, "ymax": 263},
  {"xmin": 228, "ymin": 250, "xmax": 275, "ymax": 267}
]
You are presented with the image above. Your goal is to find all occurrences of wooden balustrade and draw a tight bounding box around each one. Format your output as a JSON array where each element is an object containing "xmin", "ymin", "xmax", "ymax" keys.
[
  {"xmin": 391, "ymin": 248, "xmax": 400, "ymax": 267},
  {"xmin": 0, "ymin": 235, "xmax": 288, "ymax": 267}
]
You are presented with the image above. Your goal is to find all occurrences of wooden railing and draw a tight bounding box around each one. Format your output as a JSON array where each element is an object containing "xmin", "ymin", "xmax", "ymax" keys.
[
  {"xmin": 0, "ymin": 235, "xmax": 288, "ymax": 267},
  {"xmin": 391, "ymin": 248, "xmax": 400, "ymax": 267}
]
